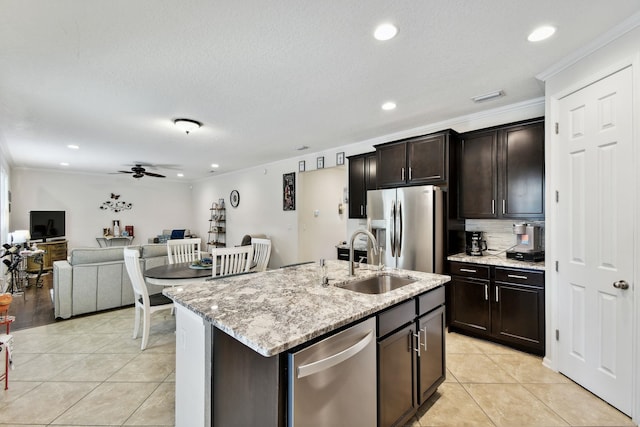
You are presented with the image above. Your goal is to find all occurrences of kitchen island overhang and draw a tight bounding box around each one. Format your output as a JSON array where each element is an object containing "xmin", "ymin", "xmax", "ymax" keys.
[{"xmin": 164, "ymin": 260, "xmax": 450, "ymax": 427}]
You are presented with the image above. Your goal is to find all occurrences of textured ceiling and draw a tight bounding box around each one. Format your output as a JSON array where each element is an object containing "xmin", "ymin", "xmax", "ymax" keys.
[{"xmin": 1, "ymin": 1, "xmax": 639, "ymax": 180}]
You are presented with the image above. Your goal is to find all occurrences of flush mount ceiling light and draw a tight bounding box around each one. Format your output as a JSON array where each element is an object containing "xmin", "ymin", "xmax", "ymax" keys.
[
  {"xmin": 174, "ymin": 118, "xmax": 201, "ymax": 134},
  {"xmin": 67, "ymin": 144, "xmax": 79, "ymax": 150},
  {"xmin": 471, "ymin": 90, "xmax": 504, "ymax": 103},
  {"xmin": 381, "ymin": 101, "xmax": 397, "ymax": 111},
  {"xmin": 528, "ymin": 25, "xmax": 556, "ymax": 42},
  {"xmin": 374, "ymin": 23, "xmax": 398, "ymax": 41},
  {"xmin": 210, "ymin": 163, "xmax": 219, "ymax": 168}
]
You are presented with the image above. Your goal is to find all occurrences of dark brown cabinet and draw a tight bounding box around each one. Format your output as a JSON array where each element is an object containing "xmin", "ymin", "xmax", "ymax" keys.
[
  {"xmin": 347, "ymin": 152, "xmax": 376, "ymax": 218},
  {"xmin": 336, "ymin": 247, "xmax": 367, "ymax": 263},
  {"xmin": 375, "ymin": 130, "xmax": 458, "ymax": 189},
  {"xmin": 449, "ymin": 261, "xmax": 545, "ymax": 355},
  {"xmin": 458, "ymin": 118, "xmax": 544, "ymax": 219},
  {"xmin": 378, "ymin": 287, "xmax": 445, "ymax": 427}
]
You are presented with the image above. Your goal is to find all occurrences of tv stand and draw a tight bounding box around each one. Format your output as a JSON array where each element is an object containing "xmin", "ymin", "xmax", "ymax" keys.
[{"xmin": 26, "ymin": 240, "xmax": 68, "ymax": 273}]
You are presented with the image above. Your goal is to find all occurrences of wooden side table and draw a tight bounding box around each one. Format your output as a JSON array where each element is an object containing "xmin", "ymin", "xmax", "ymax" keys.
[{"xmin": 0, "ymin": 314, "xmax": 15, "ymax": 390}]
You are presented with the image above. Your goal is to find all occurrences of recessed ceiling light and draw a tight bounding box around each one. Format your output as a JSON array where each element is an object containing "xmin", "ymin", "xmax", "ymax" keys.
[
  {"xmin": 177, "ymin": 173, "xmax": 184, "ymax": 177},
  {"xmin": 174, "ymin": 118, "xmax": 201, "ymax": 134},
  {"xmin": 67, "ymin": 144, "xmax": 79, "ymax": 150},
  {"xmin": 60, "ymin": 162, "xmax": 69, "ymax": 166},
  {"xmin": 374, "ymin": 23, "xmax": 398, "ymax": 41},
  {"xmin": 210, "ymin": 163, "xmax": 219, "ymax": 168},
  {"xmin": 528, "ymin": 25, "xmax": 556, "ymax": 42},
  {"xmin": 381, "ymin": 101, "xmax": 397, "ymax": 111}
]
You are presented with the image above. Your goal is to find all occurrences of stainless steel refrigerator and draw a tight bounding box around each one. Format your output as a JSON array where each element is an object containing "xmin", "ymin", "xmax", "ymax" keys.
[{"xmin": 367, "ymin": 185, "xmax": 444, "ymax": 273}]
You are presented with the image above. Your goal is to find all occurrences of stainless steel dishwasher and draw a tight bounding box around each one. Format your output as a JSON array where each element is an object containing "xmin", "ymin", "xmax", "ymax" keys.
[{"xmin": 288, "ymin": 317, "xmax": 376, "ymax": 427}]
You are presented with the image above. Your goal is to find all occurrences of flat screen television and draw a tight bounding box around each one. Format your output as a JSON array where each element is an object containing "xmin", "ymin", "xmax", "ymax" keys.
[{"xmin": 29, "ymin": 210, "xmax": 66, "ymax": 241}]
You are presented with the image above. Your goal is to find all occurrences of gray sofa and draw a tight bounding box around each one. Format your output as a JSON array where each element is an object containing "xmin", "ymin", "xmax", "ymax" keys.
[{"xmin": 53, "ymin": 244, "xmax": 169, "ymax": 319}]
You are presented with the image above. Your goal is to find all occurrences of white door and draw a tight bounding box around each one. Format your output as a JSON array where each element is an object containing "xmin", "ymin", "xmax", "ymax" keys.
[{"xmin": 557, "ymin": 66, "xmax": 634, "ymax": 415}]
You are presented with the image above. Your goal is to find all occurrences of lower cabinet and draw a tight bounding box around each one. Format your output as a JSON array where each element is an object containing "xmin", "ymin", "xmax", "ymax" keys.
[
  {"xmin": 378, "ymin": 287, "xmax": 445, "ymax": 427},
  {"xmin": 26, "ymin": 240, "xmax": 68, "ymax": 272},
  {"xmin": 449, "ymin": 262, "xmax": 545, "ymax": 355},
  {"xmin": 337, "ymin": 247, "xmax": 367, "ymax": 263}
]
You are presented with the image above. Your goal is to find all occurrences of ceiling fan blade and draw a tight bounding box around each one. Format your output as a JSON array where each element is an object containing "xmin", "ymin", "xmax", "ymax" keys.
[
  {"xmin": 144, "ymin": 171, "xmax": 166, "ymax": 178},
  {"xmin": 118, "ymin": 170, "xmax": 134, "ymax": 174}
]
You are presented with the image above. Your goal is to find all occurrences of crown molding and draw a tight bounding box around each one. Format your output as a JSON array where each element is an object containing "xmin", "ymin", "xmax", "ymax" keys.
[{"xmin": 536, "ymin": 11, "xmax": 640, "ymax": 82}]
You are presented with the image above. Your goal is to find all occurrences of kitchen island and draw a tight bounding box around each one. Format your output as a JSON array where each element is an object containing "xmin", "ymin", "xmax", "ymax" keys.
[{"xmin": 163, "ymin": 260, "xmax": 450, "ymax": 427}]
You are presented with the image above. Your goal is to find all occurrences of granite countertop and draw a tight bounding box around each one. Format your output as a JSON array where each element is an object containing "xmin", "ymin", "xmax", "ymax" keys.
[
  {"xmin": 447, "ymin": 252, "xmax": 546, "ymax": 271},
  {"xmin": 163, "ymin": 260, "xmax": 450, "ymax": 357}
]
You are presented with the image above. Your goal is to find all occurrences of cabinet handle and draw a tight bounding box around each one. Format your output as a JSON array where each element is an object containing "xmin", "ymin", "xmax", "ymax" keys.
[
  {"xmin": 502, "ymin": 200, "xmax": 506, "ymax": 215},
  {"xmin": 409, "ymin": 167, "xmax": 412, "ymax": 181},
  {"xmin": 484, "ymin": 284, "xmax": 488, "ymax": 301},
  {"xmin": 495, "ymin": 285, "xmax": 499, "ymax": 302},
  {"xmin": 460, "ymin": 268, "xmax": 477, "ymax": 273},
  {"xmin": 421, "ymin": 326, "xmax": 428, "ymax": 351},
  {"xmin": 401, "ymin": 167, "xmax": 405, "ymax": 181},
  {"xmin": 507, "ymin": 274, "xmax": 528, "ymax": 280},
  {"xmin": 360, "ymin": 205, "xmax": 364, "ymax": 216},
  {"xmin": 413, "ymin": 331, "xmax": 421, "ymax": 357},
  {"xmin": 491, "ymin": 199, "xmax": 495, "ymax": 214}
]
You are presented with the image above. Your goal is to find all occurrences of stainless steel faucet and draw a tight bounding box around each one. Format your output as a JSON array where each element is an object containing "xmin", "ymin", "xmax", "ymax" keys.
[{"xmin": 349, "ymin": 229, "xmax": 379, "ymax": 276}]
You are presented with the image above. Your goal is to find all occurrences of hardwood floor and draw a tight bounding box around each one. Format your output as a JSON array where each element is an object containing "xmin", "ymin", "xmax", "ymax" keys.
[{"xmin": 7, "ymin": 272, "xmax": 56, "ymax": 331}]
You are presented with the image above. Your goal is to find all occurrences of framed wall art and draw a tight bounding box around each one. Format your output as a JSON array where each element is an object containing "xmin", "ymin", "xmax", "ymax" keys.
[
  {"xmin": 317, "ymin": 156, "xmax": 324, "ymax": 169},
  {"xmin": 283, "ymin": 172, "xmax": 295, "ymax": 211},
  {"xmin": 298, "ymin": 160, "xmax": 305, "ymax": 172},
  {"xmin": 336, "ymin": 152, "xmax": 345, "ymax": 166}
]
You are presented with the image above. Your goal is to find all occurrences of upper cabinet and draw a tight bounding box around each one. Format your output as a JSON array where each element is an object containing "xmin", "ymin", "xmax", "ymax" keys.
[
  {"xmin": 458, "ymin": 118, "xmax": 545, "ymax": 219},
  {"xmin": 375, "ymin": 130, "xmax": 459, "ymax": 188},
  {"xmin": 348, "ymin": 152, "xmax": 376, "ymax": 218}
]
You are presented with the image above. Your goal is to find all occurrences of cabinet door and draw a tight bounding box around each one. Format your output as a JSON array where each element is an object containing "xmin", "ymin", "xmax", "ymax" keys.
[
  {"xmin": 492, "ymin": 282, "xmax": 545, "ymax": 353},
  {"xmin": 376, "ymin": 142, "xmax": 407, "ymax": 188},
  {"xmin": 500, "ymin": 121, "xmax": 545, "ymax": 218},
  {"xmin": 417, "ymin": 306, "xmax": 445, "ymax": 405},
  {"xmin": 365, "ymin": 152, "xmax": 377, "ymax": 190},
  {"xmin": 408, "ymin": 135, "xmax": 445, "ymax": 184},
  {"xmin": 378, "ymin": 323, "xmax": 416, "ymax": 427},
  {"xmin": 450, "ymin": 276, "xmax": 491, "ymax": 332},
  {"xmin": 459, "ymin": 131, "xmax": 497, "ymax": 218},
  {"xmin": 348, "ymin": 155, "xmax": 366, "ymax": 218}
]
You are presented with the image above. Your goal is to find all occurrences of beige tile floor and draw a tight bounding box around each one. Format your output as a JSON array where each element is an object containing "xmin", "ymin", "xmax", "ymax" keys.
[{"xmin": 1, "ymin": 308, "xmax": 636, "ymax": 426}]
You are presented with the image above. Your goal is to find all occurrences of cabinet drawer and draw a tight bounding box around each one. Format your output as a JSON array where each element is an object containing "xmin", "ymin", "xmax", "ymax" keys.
[
  {"xmin": 417, "ymin": 286, "xmax": 445, "ymax": 317},
  {"xmin": 495, "ymin": 267, "xmax": 544, "ymax": 287},
  {"xmin": 377, "ymin": 300, "xmax": 414, "ymax": 338},
  {"xmin": 450, "ymin": 262, "xmax": 490, "ymax": 280}
]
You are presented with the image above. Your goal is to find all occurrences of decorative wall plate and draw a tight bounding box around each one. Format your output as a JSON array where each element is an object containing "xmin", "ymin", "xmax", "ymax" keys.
[{"xmin": 230, "ymin": 190, "xmax": 240, "ymax": 207}]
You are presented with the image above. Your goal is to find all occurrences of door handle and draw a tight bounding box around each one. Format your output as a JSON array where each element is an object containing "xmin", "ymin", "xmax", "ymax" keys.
[
  {"xmin": 390, "ymin": 202, "xmax": 396, "ymax": 257},
  {"xmin": 413, "ymin": 330, "xmax": 421, "ymax": 357},
  {"xmin": 421, "ymin": 326, "xmax": 428, "ymax": 351},
  {"xmin": 408, "ymin": 167, "xmax": 412, "ymax": 181},
  {"xmin": 495, "ymin": 285, "xmax": 499, "ymax": 302},
  {"xmin": 401, "ymin": 167, "xmax": 405, "ymax": 181},
  {"xmin": 397, "ymin": 202, "xmax": 403, "ymax": 257},
  {"xmin": 613, "ymin": 280, "xmax": 630, "ymax": 290},
  {"xmin": 484, "ymin": 284, "xmax": 488, "ymax": 301},
  {"xmin": 297, "ymin": 330, "xmax": 373, "ymax": 378}
]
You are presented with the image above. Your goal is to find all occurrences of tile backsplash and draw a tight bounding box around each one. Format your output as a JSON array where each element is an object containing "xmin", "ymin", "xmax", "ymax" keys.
[{"xmin": 465, "ymin": 219, "xmax": 545, "ymax": 254}]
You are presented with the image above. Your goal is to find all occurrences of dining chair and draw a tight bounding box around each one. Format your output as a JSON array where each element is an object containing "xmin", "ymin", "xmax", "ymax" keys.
[
  {"xmin": 212, "ymin": 246, "xmax": 254, "ymax": 277},
  {"xmin": 167, "ymin": 238, "xmax": 202, "ymax": 264},
  {"xmin": 123, "ymin": 248, "xmax": 174, "ymax": 350},
  {"xmin": 250, "ymin": 238, "xmax": 272, "ymax": 272}
]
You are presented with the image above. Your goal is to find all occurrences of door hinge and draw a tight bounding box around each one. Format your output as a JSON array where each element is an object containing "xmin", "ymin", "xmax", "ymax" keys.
[
  {"xmin": 555, "ymin": 261, "xmax": 559, "ymax": 272},
  {"xmin": 555, "ymin": 190, "xmax": 559, "ymax": 203},
  {"xmin": 555, "ymin": 122, "xmax": 559, "ymax": 134},
  {"xmin": 556, "ymin": 329, "xmax": 559, "ymax": 341}
]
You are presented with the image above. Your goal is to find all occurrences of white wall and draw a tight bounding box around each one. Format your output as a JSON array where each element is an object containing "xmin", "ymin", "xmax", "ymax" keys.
[
  {"xmin": 10, "ymin": 168, "xmax": 193, "ymax": 249},
  {"xmin": 298, "ymin": 166, "xmax": 347, "ymax": 262}
]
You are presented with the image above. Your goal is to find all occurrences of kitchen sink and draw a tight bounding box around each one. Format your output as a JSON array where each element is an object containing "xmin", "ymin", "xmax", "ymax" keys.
[{"xmin": 338, "ymin": 273, "xmax": 417, "ymax": 294}]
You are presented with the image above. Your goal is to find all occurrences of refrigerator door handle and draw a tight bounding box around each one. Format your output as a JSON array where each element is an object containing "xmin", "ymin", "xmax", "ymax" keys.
[
  {"xmin": 390, "ymin": 201, "xmax": 396, "ymax": 257},
  {"xmin": 397, "ymin": 201, "xmax": 403, "ymax": 257}
]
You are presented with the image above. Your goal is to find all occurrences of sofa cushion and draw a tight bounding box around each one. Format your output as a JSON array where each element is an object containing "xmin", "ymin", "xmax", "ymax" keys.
[
  {"xmin": 69, "ymin": 247, "xmax": 137, "ymax": 265},
  {"xmin": 141, "ymin": 243, "xmax": 168, "ymax": 259}
]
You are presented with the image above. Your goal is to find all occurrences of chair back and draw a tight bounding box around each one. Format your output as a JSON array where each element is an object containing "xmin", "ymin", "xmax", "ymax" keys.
[
  {"xmin": 167, "ymin": 238, "xmax": 202, "ymax": 264},
  {"xmin": 123, "ymin": 248, "xmax": 149, "ymax": 303},
  {"xmin": 212, "ymin": 246, "xmax": 254, "ymax": 277},
  {"xmin": 251, "ymin": 238, "xmax": 272, "ymax": 272}
]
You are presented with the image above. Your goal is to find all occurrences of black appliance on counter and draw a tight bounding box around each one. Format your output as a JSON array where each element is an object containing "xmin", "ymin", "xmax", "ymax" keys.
[{"xmin": 465, "ymin": 231, "xmax": 487, "ymax": 256}]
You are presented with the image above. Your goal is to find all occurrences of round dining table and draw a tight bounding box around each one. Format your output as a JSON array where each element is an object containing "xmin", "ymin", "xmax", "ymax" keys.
[{"xmin": 144, "ymin": 262, "xmax": 212, "ymax": 286}]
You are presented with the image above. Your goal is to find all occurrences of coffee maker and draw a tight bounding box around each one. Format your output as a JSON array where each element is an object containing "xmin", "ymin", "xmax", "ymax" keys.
[
  {"xmin": 465, "ymin": 231, "xmax": 487, "ymax": 256},
  {"xmin": 506, "ymin": 223, "xmax": 544, "ymax": 261}
]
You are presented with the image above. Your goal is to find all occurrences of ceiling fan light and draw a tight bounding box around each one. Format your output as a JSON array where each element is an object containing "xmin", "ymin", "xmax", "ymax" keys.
[
  {"xmin": 174, "ymin": 118, "xmax": 201, "ymax": 134},
  {"xmin": 374, "ymin": 23, "xmax": 398, "ymax": 41},
  {"xmin": 528, "ymin": 25, "xmax": 556, "ymax": 42}
]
